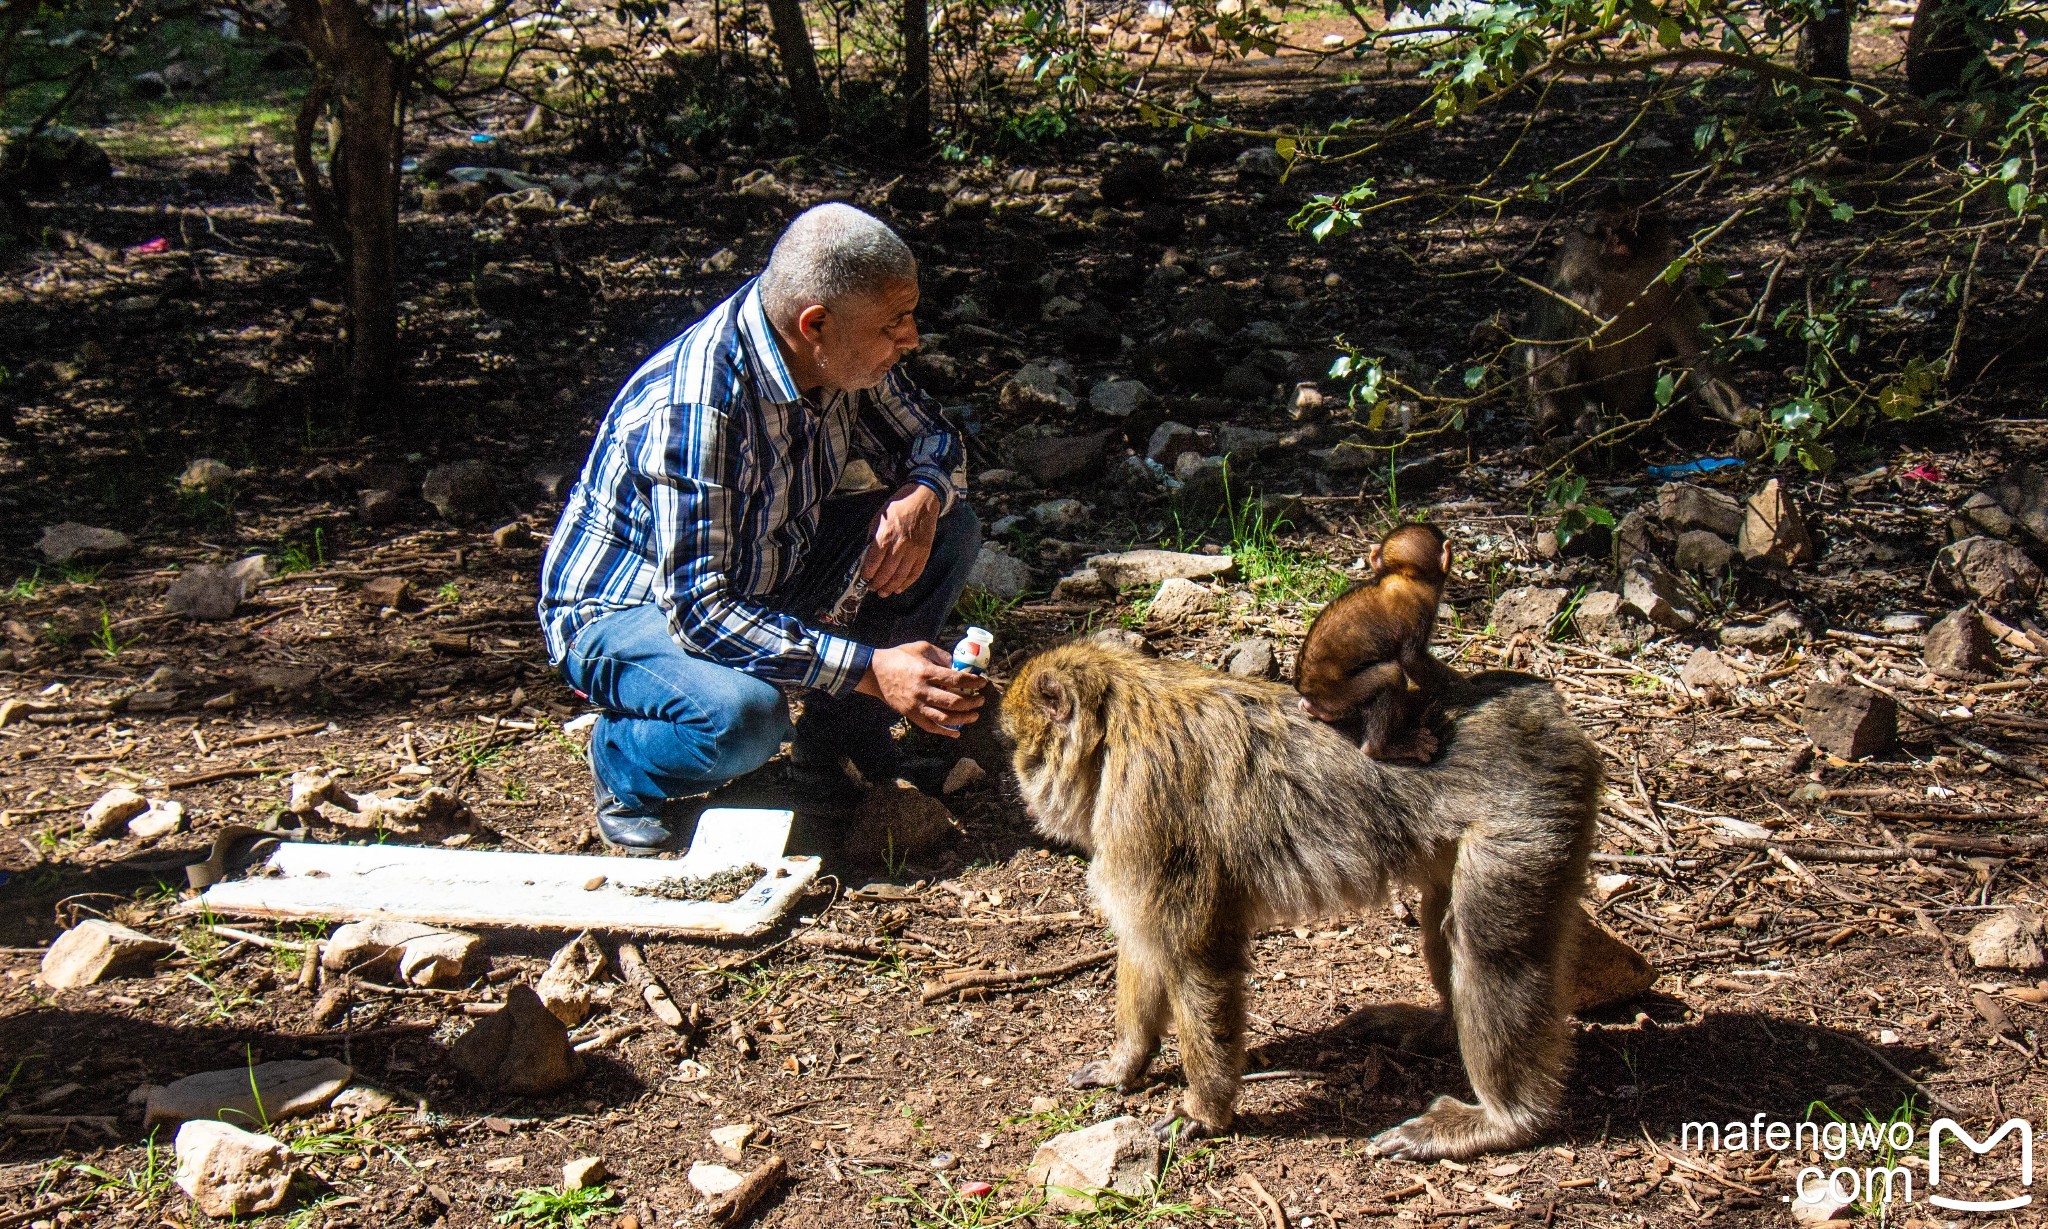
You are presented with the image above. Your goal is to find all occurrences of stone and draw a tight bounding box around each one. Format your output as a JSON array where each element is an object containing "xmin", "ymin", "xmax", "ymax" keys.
[
  {"xmin": 1031, "ymin": 499, "xmax": 1090, "ymax": 531},
  {"xmin": 1145, "ymin": 421, "xmax": 1203, "ymax": 468},
  {"xmin": 1569, "ymin": 912, "xmax": 1657, "ymax": 1013},
  {"xmin": 179, "ymin": 458, "xmax": 235, "ymax": 493},
  {"xmin": 1099, "ymin": 155, "xmax": 1167, "ymax": 208},
  {"xmin": 1147, "ymin": 577, "xmax": 1220, "ymax": 625},
  {"xmin": 1672, "ymin": 529, "xmax": 1735, "ymax": 575},
  {"xmin": 965, "ymin": 547, "xmax": 1032, "ymax": 600},
  {"xmin": 422, "ymin": 460, "xmax": 499, "ymax": 523},
  {"xmin": 1925, "ymin": 608, "xmax": 1994, "ymax": 678},
  {"xmin": 1234, "ymin": 146, "xmax": 1286, "ymax": 183},
  {"xmin": 1934, "ymin": 536, "xmax": 2043, "ymax": 607},
  {"xmin": 941, "ymin": 758, "xmax": 986, "ymax": 795},
  {"xmin": 1089, "ymin": 378, "xmax": 1152, "ymax": 418},
  {"xmin": 537, "ymin": 932, "xmax": 607, "ymax": 1026},
  {"xmin": 451, "ymin": 985, "xmax": 584, "ymax": 1095},
  {"xmin": 322, "ymin": 920, "xmax": 478, "ymax": 988},
  {"xmin": 1052, "ymin": 568, "xmax": 1113, "ymax": 603},
  {"xmin": 1571, "ymin": 591, "xmax": 1651, "ymax": 652},
  {"xmin": 1655, "ymin": 483, "xmax": 1744, "ymax": 538},
  {"xmin": 128, "ymin": 799, "xmax": 186, "ymax": 840},
  {"xmin": 164, "ymin": 560, "xmax": 260, "ymax": 621},
  {"xmin": 846, "ymin": 781, "xmax": 957, "ymax": 864},
  {"xmin": 1220, "ymin": 637, "xmax": 1277, "ymax": 679},
  {"xmin": 1084, "ymin": 550, "xmax": 1236, "ymax": 588},
  {"xmin": 689, "ymin": 1162, "xmax": 744, "ymax": 1197},
  {"xmin": 147, "ymin": 1058, "xmax": 353, "ymax": 1129},
  {"xmin": 562, "ymin": 1155, "xmax": 609, "ymax": 1191},
  {"xmin": 491, "ymin": 521, "xmax": 536, "ymax": 550},
  {"xmin": 1949, "ymin": 490, "xmax": 2016, "ymax": 541},
  {"xmin": 1737, "ymin": 479, "xmax": 1814, "ymax": 566},
  {"xmin": 1611, "ymin": 506, "xmax": 1661, "ymax": 567},
  {"xmin": 1990, "ymin": 464, "xmax": 2048, "ymax": 544},
  {"xmin": 1214, "ymin": 426, "xmax": 1280, "ymax": 459},
  {"xmin": 1012, "ymin": 431, "xmax": 1115, "ymax": 485},
  {"xmin": 1088, "ymin": 628, "xmax": 1151, "ymax": 654},
  {"xmin": 1490, "ymin": 587, "xmax": 1569, "ymax": 639},
  {"xmin": 85, "ymin": 787, "xmax": 149, "ymax": 838},
  {"xmin": 398, "ymin": 932, "xmax": 479, "ymax": 988},
  {"xmin": 359, "ymin": 575, "xmax": 412, "ymax": 609},
  {"xmin": 1621, "ymin": 561, "xmax": 1699, "ymax": 630},
  {"xmin": 1877, "ymin": 612, "xmax": 1930, "ymax": 634},
  {"xmin": 1718, "ymin": 609, "xmax": 1807, "ymax": 650},
  {"xmin": 1801, "ymin": 684, "xmax": 1897, "ymax": 760},
  {"xmin": 1677, "ymin": 648, "xmax": 1743, "ymax": 691},
  {"xmin": 1173, "ymin": 454, "xmax": 1230, "ymax": 516},
  {"xmin": 329, "ymin": 1086, "xmax": 400, "ymax": 1118},
  {"xmin": 1966, "ymin": 908, "xmax": 2047, "ymax": 972},
  {"xmin": 710, "ymin": 1123, "xmax": 755, "ymax": 1162},
  {"xmin": 40, "ymin": 919, "xmax": 172, "ymax": 988},
  {"xmin": 3, "ymin": 126, "xmax": 111, "ymax": 190},
  {"xmin": 39, "ymin": 522, "xmax": 133, "ymax": 564},
  {"xmin": 1289, "ymin": 382, "xmax": 1326, "ymax": 420},
  {"xmin": 359, "ymin": 488, "xmax": 404, "ymax": 525},
  {"xmin": 526, "ymin": 461, "xmax": 578, "ymax": 503},
  {"xmin": 173, "ymin": 1121, "xmax": 292, "ymax": 1218},
  {"xmin": 999, "ymin": 361, "xmax": 1079, "ymax": 415},
  {"xmin": 1022, "ymin": 1117, "xmax": 1163, "ymax": 1213}
]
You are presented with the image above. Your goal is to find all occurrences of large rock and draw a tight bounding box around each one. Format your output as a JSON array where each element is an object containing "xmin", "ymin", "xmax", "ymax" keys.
[
  {"xmin": 1990, "ymin": 465, "xmax": 2048, "ymax": 544},
  {"xmin": 998, "ymin": 361, "xmax": 1078, "ymax": 415},
  {"xmin": 1738, "ymin": 479, "xmax": 1814, "ymax": 566},
  {"xmin": 422, "ymin": 460, "xmax": 500, "ymax": 523},
  {"xmin": 965, "ymin": 547, "xmax": 1032, "ymax": 600},
  {"xmin": 1925, "ymin": 608, "xmax": 1994, "ymax": 678},
  {"xmin": 1719, "ymin": 609, "xmax": 1806, "ymax": 651},
  {"xmin": 1678, "ymin": 648, "xmax": 1743, "ymax": 691},
  {"xmin": 1966, "ymin": 908, "xmax": 2047, "ymax": 972},
  {"xmin": 451, "ymin": 985, "xmax": 584, "ymax": 1095},
  {"xmin": 1656, "ymin": 483, "xmax": 1744, "ymax": 538},
  {"xmin": 3, "ymin": 126, "xmax": 111, "ymax": 190},
  {"xmin": 39, "ymin": 522, "xmax": 133, "ymax": 564},
  {"xmin": 1491, "ymin": 587, "xmax": 1569, "ymax": 639},
  {"xmin": 1084, "ymin": 549, "xmax": 1235, "ymax": 587},
  {"xmin": 1051, "ymin": 568, "xmax": 1113, "ymax": 603},
  {"xmin": 84, "ymin": 787, "xmax": 150, "ymax": 838},
  {"xmin": 179, "ymin": 458, "xmax": 236, "ymax": 493},
  {"xmin": 40, "ymin": 919, "xmax": 172, "ymax": 989},
  {"xmin": 846, "ymin": 780, "xmax": 958, "ymax": 864},
  {"xmin": 1173, "ymin": 454, "xmax": 1230, "ymax": 517},
  {"xmin": 1147, "ymin": 577, "xmax": 1221, "ymax": 625},
  {"xmin": 1031, "ymin": 499, "xmax": 1090, "ymax": 531},
  {"xmin": 1571, "ymin": 591, "xmax": 1651, "ymax": 652},
  {"xmin": 1801, "ymin": 684, "xmax": 1896, "ymax": 760},
  {"xmin": 1089, "ymin": 378, "xmax": 1152, "ymax": 419},
  {"xmin": 1935, "ymin": 537, "xmax": 2043, "ymax": 607},
  {"xmin": 1011, "ymin": 431, "xmax": 1115, "ymax": 485},
  {"xmin": 1672, "ymin": 529, "xmax": 1735, "ymax": 575},
  {"xmin": 1234, "ymin": 146, "xmax": 1286, "ymax": 183},
  {"xmin": 1621, "ymin": 561, "xmax": 1699, "ymax": 630},
  {"xmin": 1145, "ymin": 421, "xmax": 1204, "ymax": 468},
  {"xmin": 147, "ymin": 1058, "xmax": 352, "ymax": 1129},
  {"xmin": 164, "ymin": 555, "xmax": 272, "ymax": 622},
  {"xmin": 1570, "ymin": 912, "xmax": 1657, "ymax": 1012},
  {"xmin": 174, "ymin": 1121, "xmax": 292, "ymax": 1218},
  {"xmin": 1023, "ymin": 1117, "xmax": 1163, "ymax": 1213},
  {"xmin": 321, "ymin": 920, "xmax": 478, "ymax": 988}
]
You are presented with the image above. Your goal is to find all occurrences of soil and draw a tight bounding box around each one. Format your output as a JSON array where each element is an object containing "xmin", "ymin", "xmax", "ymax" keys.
[{"xmin": 2, "ymin": 6, "xmax": 2045, "ymax": 1229}]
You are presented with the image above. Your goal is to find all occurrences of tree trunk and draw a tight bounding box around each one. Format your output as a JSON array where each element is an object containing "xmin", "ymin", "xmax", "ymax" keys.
[
  {"xmin": 1905, "ymin": 0, "xmax": 1988, "ymax": 96},
  {"xmin": 900, "ymin": 0, "xmax": 930, "ymax": 151},
  {"xmin": 285, "ymin": 0, "xmax": 401, "ymax": 421},
  {"xmin": 1797, "ymin": 2, "xmax": 1853, "ymax": 80},
  {"xmin": 763, "ymin": 0, "xmax": 830, "ymax": 143}
]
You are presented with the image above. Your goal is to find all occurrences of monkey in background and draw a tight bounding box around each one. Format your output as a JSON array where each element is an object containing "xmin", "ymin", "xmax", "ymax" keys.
[
  {"xmin": 1521, "ymin": 192, "xmax": 1756, "ymax": 442},
  {"xmin": 1005, "ymin": 637, "xmax": 1600, "ymax": 1159},
  {"xmin": 1295, "ymin": 522, "xmax": 1453, "ymax": 761}
]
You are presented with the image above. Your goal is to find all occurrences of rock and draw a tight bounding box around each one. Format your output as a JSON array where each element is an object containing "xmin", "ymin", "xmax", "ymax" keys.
[
  {"xmin": 1672, "ymin": 529, "xmax": 1735, "ymax": 575},
  {"xmin": 1215, "ymin": 426, "xmax": 1280, "ymax": 459},
  {"xmin": 689, "ymin": 1162, "xmax": 744, "ymax": 1197},
  {"xmin": 1571, "ymin": 591, "xmax": 1651, "ymax": 652},
  {"xmin": 1737, "ymin": 479, "xmax": 1813, "ymax": 566},
  {"xmin": 3, "ymin": 126, "xmax": 111, "ymax": 190},
  {"xmin": 179, "ymin": 458, "xmax": 235, "ymax": 492},
  {"xmin": 1925, "ymin": 608, "xmax": 1994, "ymax": 678},
  {"xmin": 173, "ymin": 1121, "xmax": 292, "ymax": 1218},
  {"xmin": 398, "ymin": 931, "xmax": 479, "ymax": 988},
  {"xmin": 329, "ymin": 1086, "xmax": 400, "ymax": 1118},
  {"xmin": 526, "ymin": 461, "xmax": 578, "ymax": 503},
  {"xmin": 1656, "ymin": 483, "xmax": 1744, "ymax": 538},
  {"xmin": 1569, "ymin": 912, "xmax": 1657, "ymax": 1012},
  {"xmin": 1289, "ymin": 382, "xmax": 1326, "ymax": 420},
  {"xmin": 40, "ymin": 919, "xmax": 172, "ymax": 988},
  {"xmin": 1051, "ymin": 568, "xmax": 1113, "ymax": 603},
  {"xmin": 1220, "ymin": 637, "xmax": 1277, "ymax": 679},
  {"xmin": 1490, "ymin": 587, "xmax": 1569, "ymax": 639},
  {"xmin": 1877, "ymin": 612, "xmax": 1931, "ymax": 634},
  {"xmin": 846, "ymin": 781, "xmax": 958, "ymax": 864},
  {"xmin": 710, "ymin": 1123, "xmax": 755, "ymax": 1162},
  {"xmin": 39, "ymin": 522, "xmax": 133, "ymax": 564},
  {"xmin": 1031, "ymin": 499, "xmax": 1090, "ymax": 531},
  {"xmin": 1147, "ymin": 577, "xmax": 1220, "ymax": 625},
  {"xmin": 1950, "ymin": 490, "xmax": 2017, "ymax": 541},
  {"xmin": 1173, "ymin": 454, "xmax": 1230, "ymax": 515},
  {"xmin": 1088, "ymin": 628, "xmax": 1151, "ymax": 654},
  {"xmin": 147, "ymin": 1057, "xmax": 353, "ymax": 1129},
  {"xmin": 1677, "ymin": 648, "xmax": 1743, "ymax": 691},
  {"xmin": 1145, "ymin": 421, "xmax": 1203, "ymax": 468},
  {"xmin": 537, "ymin": 932, "xmax": 607, "ymax": 1026},
  {"xmin": 1234, "ymin": 146, "xmax": 1286, "ymax": 183},
  {"xmin": 1934, "ymin": 536, "xmax": 2044, "ymax": 607},
  {"xmin": 1801, "ymin": 684, "xmax": 1897, "ymax": 760},
  {"xmin": 1100, "ymin": 155, "xmax": 1167, "ymax": 208},
  {"xmin": 1012, "ymin": 431, "xmax": 1115, "ymax": 485},
  {"xmin": 1621, "ymin": 561, "xmax": 1699, "ymax": 630},
  {"xmin": 1089, "ymin": 378, "xmax": 1152, "ymax": 418},
  {"xmin": 165, "ymin": 556, "xmax": 267, "ymax": 621},
  {"xmin": 85, "ymin": 787, "xmax": 149, "ymax": 838},
  {"xmin": 1990, "ymin": 464, "xmax": 2048, "ymax": 544},
  {"xmin": 562, "ymin": 1156, "xmax": 609, "ymax": 1191},
  {"xmin": 360, "ymin": 575, "xmax": 412, "ymax": 609},
  {"xmin": 941, "ymin": 758, "xmax": 986, "ymax": 795},
  {"xmin": 965, "ymin": 547, "xmax": 1032, "ymax": 600},
  {"xmin": 359, "ymin": 488, "xmax": 404, "ymax": 525},
  {"xmin": 492, "ymin": 521, "xmax": 536, "ymax": 550},
  {"xmin": 1085, "ymin": 550, "xmax": 1235, "ymax": 587},
  {"xmin": 322, "ymin": 920, "xmax": 478, "ymax": 988},
  {"xmin": 1718, "ymin": 609, "xmax": 1806, "ymax": 650},
  {"xmin": 128, "ymin": 800, "xmax": 186, "ymax": 840},
  {"xmin": 1965, "ymin": 908, "xmax": 2047, "ymax": 972},
  {"xmin": 999, "ymin": 361, "xmax": 1079, "ymax": 415},
  {"xmin": 1611, "ymin": 506, "xmax": 1661, "ymax": 567},
  {"xmin": 422, "ymin": 460, "xmax": 499, "ymax": 523},
  {"xmin": 1022, "ymin": 1117, "xmax": 1163, "ymax": 1213},
  {"xmin": 450, "ymin": 985, "xmax": 584, "ymax": 1095}
]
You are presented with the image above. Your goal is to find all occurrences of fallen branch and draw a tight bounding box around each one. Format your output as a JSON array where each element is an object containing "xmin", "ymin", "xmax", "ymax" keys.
[
  {"xmin": 1852, "ymin": 673, "xmax": 2048, "ymax": 785},
  {"xmin": 701, "ymin": 1154, "xmax": 787, "ymax": 1224},
  {"xmin": 1907, "ymin": 833, "xmax": 2048, "ymax": 857},
  {"xmin": 616, "ymin": 941, "xmax": 686, "ymax": 1029},
  {"xmin": 1720, "ymin": 837, "xmax": 1906, "ymax": 864},
  {"xmin": 571, "ymin": 1022, "xmax": 645, "ymax": 1053},
  {"xmin": 921, "ymin": 948, "xmax": 1115, "ymax": 1004}
]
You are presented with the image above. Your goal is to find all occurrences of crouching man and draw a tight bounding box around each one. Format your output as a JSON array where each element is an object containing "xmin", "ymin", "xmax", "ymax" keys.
[{"xmin": 538, "ymin": 203, "xmax": 984, "ymax": 853}]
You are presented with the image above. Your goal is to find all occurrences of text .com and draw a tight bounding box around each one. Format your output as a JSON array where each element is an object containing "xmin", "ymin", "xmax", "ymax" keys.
[{"xmin": 1680, "ymin": 1115, "xmax": 2033, "ymax": 1213}]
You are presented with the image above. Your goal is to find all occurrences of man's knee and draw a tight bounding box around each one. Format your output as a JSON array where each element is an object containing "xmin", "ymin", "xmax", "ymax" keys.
[{"xmin": 700, "ymin": 682, "xmax": 791, "ymax": 777}]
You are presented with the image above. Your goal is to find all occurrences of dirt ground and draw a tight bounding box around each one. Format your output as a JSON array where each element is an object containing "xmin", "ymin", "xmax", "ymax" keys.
[{"xmin": 3, "ymin": 7, "xmax": 2046, "ymax": 1228}]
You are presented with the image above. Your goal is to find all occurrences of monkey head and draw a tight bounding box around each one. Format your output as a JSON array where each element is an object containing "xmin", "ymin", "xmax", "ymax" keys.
[
  {"xmin": 1577, "ymin": 186, "xmax": 1672, "ymax": 262},
  {"xmin": 1370, "ymin": 521, "xmax": 1451, "ymax": 584},
  {"xmin": 1000, "ymin": 637, "xmax": 1121, "ymax": 852}
]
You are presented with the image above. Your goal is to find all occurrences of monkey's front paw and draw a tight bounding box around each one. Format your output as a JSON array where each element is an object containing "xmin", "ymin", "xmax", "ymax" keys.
[
  {"xmin": 1067, "ymin": 1061, "xmax": 1142, "ymax": 1091},
  {"xmin": 1369, "ymin": 1119, "xmax": 1448, "ymax": 1161},
  {"xmin": 1153, "ymin": 1115, "xmax": 1214, "ymax": 1145}
]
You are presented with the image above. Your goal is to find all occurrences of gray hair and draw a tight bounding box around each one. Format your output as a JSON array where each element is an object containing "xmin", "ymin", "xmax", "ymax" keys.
[{"xmin": 759, "ymin": 203, "xmax": 917, "ymax": 323}]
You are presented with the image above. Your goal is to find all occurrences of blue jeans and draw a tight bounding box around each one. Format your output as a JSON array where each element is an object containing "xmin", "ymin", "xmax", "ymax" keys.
[{"xmin": 560, "ymin": 494, "xmax": 982, "ymax": 816}]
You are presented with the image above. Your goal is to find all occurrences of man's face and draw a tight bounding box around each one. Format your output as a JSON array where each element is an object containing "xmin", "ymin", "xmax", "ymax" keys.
[{"xmin": 811, "ymin": 278, "xmax": 920, "ymax": 392}]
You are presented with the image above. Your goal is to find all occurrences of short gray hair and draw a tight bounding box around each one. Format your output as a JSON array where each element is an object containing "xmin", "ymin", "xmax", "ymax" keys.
[{"xmin": 759, "ymin": 203, "xmax": 917, "ymax": 323}]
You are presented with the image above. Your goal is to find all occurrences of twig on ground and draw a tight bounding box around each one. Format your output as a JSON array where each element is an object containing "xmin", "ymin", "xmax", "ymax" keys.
[
  {"xmin": 920, "ymin": 948, "xmax": 1116, "ymax": 1004},
  {"xmin": 1852, "ymin": 673, "xmax": 2048, "ymax": 785}
]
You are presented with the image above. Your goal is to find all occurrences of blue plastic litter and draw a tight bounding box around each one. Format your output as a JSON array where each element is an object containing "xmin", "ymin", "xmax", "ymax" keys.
[
  {"xmin": 1646, "ymin": 457, "xmax": 1744, "ymax": 480},
  {"xmin": 469, "ymin": 133, "xmax": 495, "ymax": 144}
]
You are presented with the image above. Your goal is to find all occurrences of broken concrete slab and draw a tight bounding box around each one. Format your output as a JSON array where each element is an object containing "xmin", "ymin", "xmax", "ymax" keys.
[
  {"xmin": 147, "ymin": 1057, "xmax": 352, "ymax": 1129},
  {"xmin": 40, "ymin": 919, "xmax": 173, "ymax": 989}
]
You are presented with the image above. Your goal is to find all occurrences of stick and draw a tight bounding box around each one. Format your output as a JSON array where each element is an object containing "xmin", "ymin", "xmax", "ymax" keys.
[
  {"xmin": 1837, "ymin": 1033, "xmax": 1967, "ymax": 1117},
  {"xmin": 1243, "ymin": 1174, "xmax": 1287, "ymax": 1229},
  {"xmin": 572, "ymin": 1022, "xmax": 645, "ymax": 1053},
  {"xmin": 164, "ymin": 766, "xmax": 271, "ymax": 789},
  {"xmin": 921, "ymin": 948, "xmax": 1115, "ymax": 1004},
  {"xmin": 224, "ymin": 722, "xmax": 331, "ymax": 748},
  {"xmin": 2, "ymin": 1114, "xmax": 118, "ymax": 1134},
  {"xmin": 701, "ymin": 1154, "xmax": 787, "ymax": 1224},
  {"xmin": 616, "ymin": 941, "xmax": 686, "ymax": 1028},
  {"xmin": 1908, "ymin": 833, "xmax": 2048, "ymax": 857},
  {"xmin": 1719, "ymin": 837, "xmax": 1907, "ymax": 864},
  {"xmin": 1852, "ymin": 673, "xmax": 2048, "ymax": 784},
  {"xmin": 209, "ymin": 924, "xmax": 323, "ymax": 952},
  {"xmin": 0, "ymin": 1194, "xmax": 92, "ymax": 1229}
]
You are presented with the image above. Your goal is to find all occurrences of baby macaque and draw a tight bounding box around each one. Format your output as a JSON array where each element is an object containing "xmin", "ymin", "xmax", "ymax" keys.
[{"xmin": 1295, "ymin": 522, "xmax": 1451, "ymax": 761}]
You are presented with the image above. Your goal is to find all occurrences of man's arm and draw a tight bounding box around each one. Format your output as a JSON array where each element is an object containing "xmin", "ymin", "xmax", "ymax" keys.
[{"xmin": 857, "ymin": 367, "xmax": 966, "ymax": 513}]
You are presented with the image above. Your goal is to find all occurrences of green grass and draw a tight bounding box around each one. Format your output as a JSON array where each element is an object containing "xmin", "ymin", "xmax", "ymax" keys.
[
  {"xmin": 495, "ymin": 1185, "xmax": 621, "ymax": 1228},
  {"xmin": 278, "ymin": 529, "xmax": 328, "ymax": 575},
  {"xmin": 97, "ymin": 98, "xmax": 295, "ymax": 158},
  {"xmin": 956, "ymin": 587, "xmax": 1019, "ymax": 630},
  {"xmin": 1227, "ymin": 495, "xmax": 1345, "ymax": 609},
  {"xmin": 90, "ymin": 604, "xmax": 139, "ymax": 659},
  {"xmin": 1002, "ymin": 1093, "xmax": 1100, "ymax": 1142},
  {"xmin": 70, "ymin": 1132, "xmax": 174, "ymax": 1201},
  {"xmin": 875, "ymin": 1174, "xmax": 1044, "ymax": 1228},
  {"xmin": 436, "ymin": 582, "xmax": 461, "ymax": 604},
  {"xmin": 6, "ymin": 570, "xmax": 43, "ymax": 600}
]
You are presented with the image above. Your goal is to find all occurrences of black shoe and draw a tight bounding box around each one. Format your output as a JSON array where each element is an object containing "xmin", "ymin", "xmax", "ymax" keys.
[{"xmin": 593, "ymin": 760, "xmax": 671, "ymax": 855}]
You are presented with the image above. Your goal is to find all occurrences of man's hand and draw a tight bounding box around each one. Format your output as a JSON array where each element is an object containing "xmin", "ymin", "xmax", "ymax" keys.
[
  {"xmin": 863, "ymin": 482, "xmax": 941, "ymax": 598},
  {"xmin": 857, "ymin": 641, "xmax": 985, "ymax": 737}
]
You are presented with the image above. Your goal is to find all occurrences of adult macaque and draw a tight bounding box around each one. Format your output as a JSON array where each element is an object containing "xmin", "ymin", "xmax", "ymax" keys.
[
  {"xmin": 1005, "ymin": 637, "xmax": 1600, "ymax": 1159},
  {"xmin": 1521, "ymin": 194, "xmax": 1754, "ymax": 440},
  {"xmin": 1295, "ymin": 522, "xmax": 1452, "ymax": 761}
]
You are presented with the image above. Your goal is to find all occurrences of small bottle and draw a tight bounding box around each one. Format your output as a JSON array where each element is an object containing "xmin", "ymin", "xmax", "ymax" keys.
[{"xmin": 951, "ymin": 626, "xmax": 994, "ymax": 675}]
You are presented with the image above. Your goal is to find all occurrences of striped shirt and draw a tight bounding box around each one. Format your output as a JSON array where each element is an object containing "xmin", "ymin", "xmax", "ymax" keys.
[{"xmin": 538, "ymin": 278, "xmax": 965, "ymax": 696}]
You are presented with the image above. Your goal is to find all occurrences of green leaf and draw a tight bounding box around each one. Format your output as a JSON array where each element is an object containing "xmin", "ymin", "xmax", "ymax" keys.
[
  {"xmin": 2011, "ymin": 182, "xmax": 2031, "ymax": 215},
  {"xmin": 1463, "ymin": 365, "xmax": 1487, "ymax": 389},
  {"xmin": 1830, "ymin": 202, "xmax": 1854, "ymax": 222},
  {"xmin": 1653, "ymin": 373, "xmax": 1677, "ymax": 406},
  {"xmin": 1275, "ymin": 137, "xmax": 1297, "ymax": 160},
  {"xmin": 1656, "ymin": 16, "xmax": 1682, "ymax": 47}
]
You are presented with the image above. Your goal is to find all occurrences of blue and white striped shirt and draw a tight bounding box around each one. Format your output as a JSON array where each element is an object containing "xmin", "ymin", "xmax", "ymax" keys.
[{"xmin": 538, "ymin": 279, "xmax": 965, "ymax": 696}]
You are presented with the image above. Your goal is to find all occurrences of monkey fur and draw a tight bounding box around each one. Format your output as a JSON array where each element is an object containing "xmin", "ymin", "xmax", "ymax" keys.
[
  {"xmin": 1521, "ymin": 194, "xmax": 1755, "ymax": 441},
  {"xmin": 1004, "ymin": 636, "xmax": 1600, "ymax": 1160},
  {"xmin": 1295, "ymin": 522, "xmax": 1452, "ymax": 761}
]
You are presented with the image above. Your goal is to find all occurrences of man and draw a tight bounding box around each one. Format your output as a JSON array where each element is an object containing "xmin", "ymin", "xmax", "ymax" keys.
[{"xmin": 539, "ymin": 203, "xmax": 985, "ymax": 852}]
